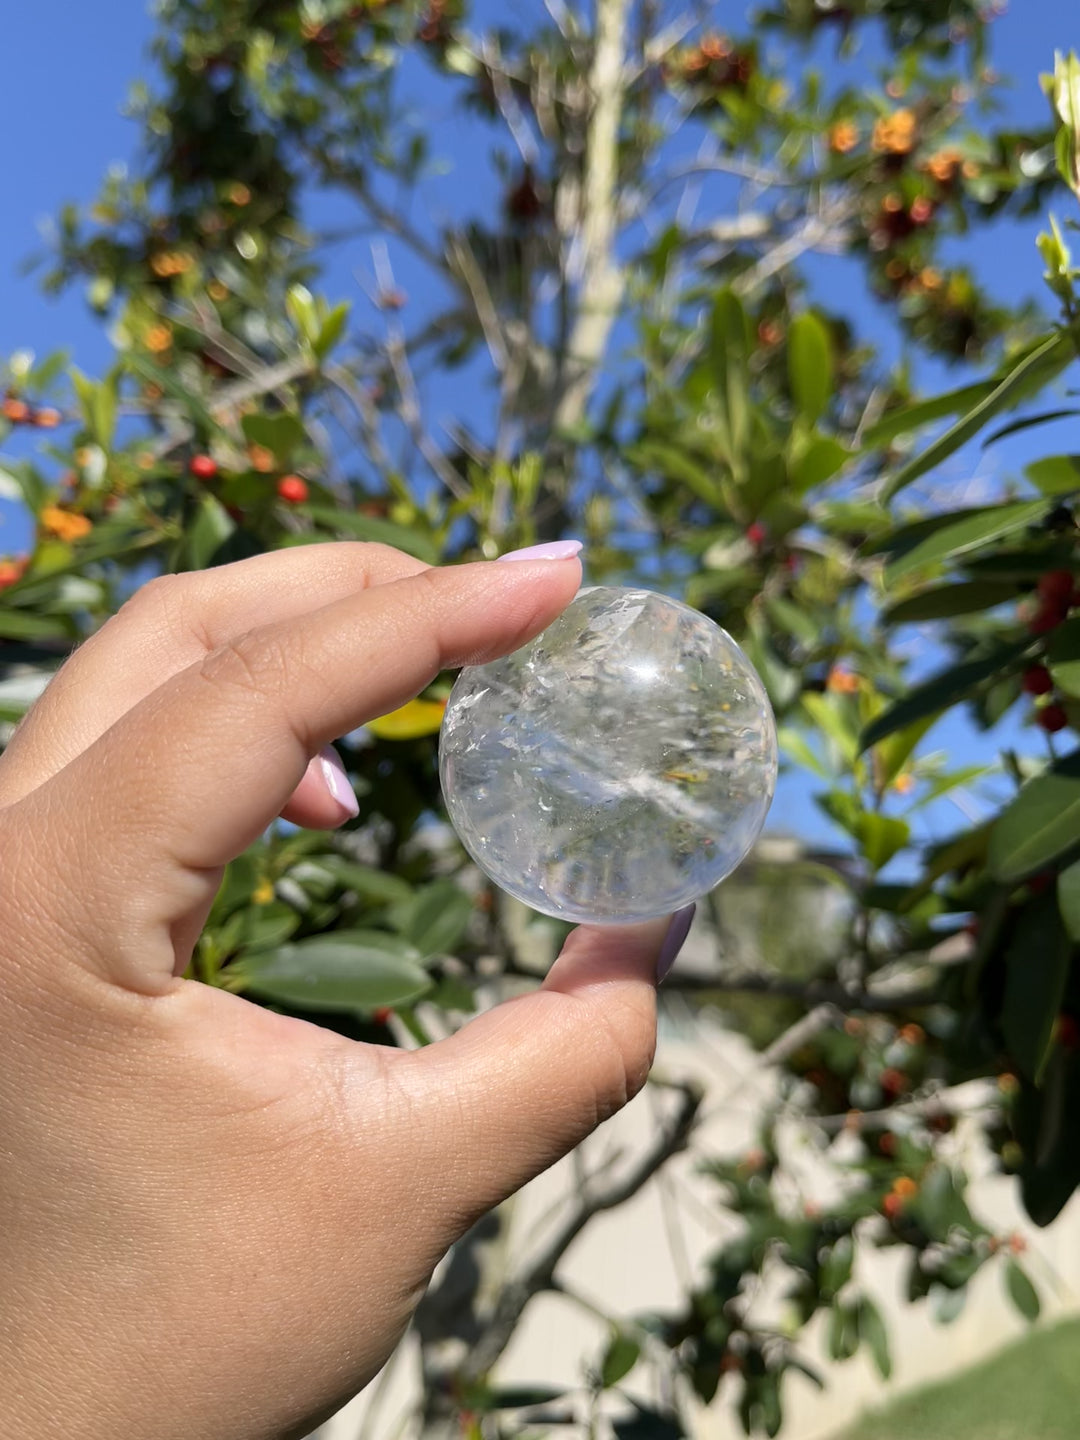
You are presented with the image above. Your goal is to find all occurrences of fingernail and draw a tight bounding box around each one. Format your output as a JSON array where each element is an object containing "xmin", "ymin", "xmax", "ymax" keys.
[
  {"xmin": 497, "ymin": 540, "xmax": 584, "ymax": 563},
  {"xmin": 319, "ymin": 746, "xmax": 359, "ymax": 820},
  {"xmin": 656, "ymin": 904, "xmax": 695, "ymax": 984}
]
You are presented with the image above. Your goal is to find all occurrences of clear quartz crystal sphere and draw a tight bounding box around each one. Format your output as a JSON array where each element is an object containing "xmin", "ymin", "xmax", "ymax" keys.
[{"xmin": 439, "ymin": 586, "xmax": 778, "ymax": 925}]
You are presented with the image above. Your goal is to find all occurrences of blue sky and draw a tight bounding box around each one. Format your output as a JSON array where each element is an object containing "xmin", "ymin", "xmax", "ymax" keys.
[{"xmin": 0, "ymin": 0, "xmax": 1076, "ymax": 852}]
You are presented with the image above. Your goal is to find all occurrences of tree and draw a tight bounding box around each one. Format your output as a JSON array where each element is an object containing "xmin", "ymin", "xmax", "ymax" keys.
[{"xmin": 2, "ymin": 3, "xmax": 1079, "ymax": 1434}]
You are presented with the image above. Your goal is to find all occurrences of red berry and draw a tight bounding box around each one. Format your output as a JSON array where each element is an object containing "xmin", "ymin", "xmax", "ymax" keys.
[
  {"xmin": 1028, "ymin": 604, "xmax": 1067, "ymax": 635},
  {"xmin": 1037, "ymin": 569, "xmax": 1074, "ymax": 605},
  {"xmin": 1057, "ymin": 1014, "xmax": 1080, "ymax": 1051},
  {"xmin": 880, "ymin": 1067, "xmax": 908, "ymax": 1097},
  {"xmin": 277, "ymin": 474, "xmax": 309, "ymax": 504},
  {"xmin": 372, "ymin": 1007, "xmax": 393, "ymax": 1026},
  {"xmin": 882, "ymin": 1193, "xmax": 905, "ymax": 1221},
  {"xmin": 189, "ymin": 454, "xmax": 218, "ymax": 481},
  {"xmin": 1037, "ymin": 703, "xmax": 1068, "ymax": 734},
  {"xmin": 909, "ymin": 196, "xmax": 934, "ymax": 224},
  {"xmin": 1022, "ymin": 665, "xmax": 1054, "ymax": 696},
  {"xmin": 747, "ymin": 522, "xmax": 767, "ymax": 547}
]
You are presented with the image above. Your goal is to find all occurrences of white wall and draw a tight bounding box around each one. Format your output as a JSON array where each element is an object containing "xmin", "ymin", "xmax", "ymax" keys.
[{"xmin": 316, "ymin": 1012, "xmax": 1080, "ymax": 1440}]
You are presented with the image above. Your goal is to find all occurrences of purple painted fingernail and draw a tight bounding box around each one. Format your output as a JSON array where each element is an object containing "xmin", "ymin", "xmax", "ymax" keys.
[
  {"xmin": 497, "ymin": 540, "xmax": 584, "ymax": 563},
  {"xmin": 656, "ymin": 904, "xmax": 696, "ymax": 984},
  {"xmin": 319, "ymin": 746, "xmax": 359, "ymax": 820}
]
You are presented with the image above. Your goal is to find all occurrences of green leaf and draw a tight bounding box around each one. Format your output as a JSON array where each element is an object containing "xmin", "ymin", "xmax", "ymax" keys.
[
  {"xmin": 778, "ymin": 727, "xmax": 830, "ymax": 779},
  {"xmin": 858, "ymin": 1297, "xmax": 892, "ymax": 1380},
  {"xmin": 984, "ymin": 411, "xmax": 1080, "ymax": 448},
  {"xmin": 861, "ymin": 382, "xmax": 996, "ymax": 450},
  {"xmin": 989, "ymin": 750, "xmax": 1080, "ymax": 882},
  {"xmin": 882, "ymin": 333, "xmax": 1073, "ymax": 502},
  {"xmin": 1058, "ymin": 858, "xmax": 1080, "ymax": 940},
  {"xmin": 885, "ymin": 501, "xmax": 1052, "ymax": 585},
  {"xmin": 314, "ymin": 301, "xmax": 351, "ymax": 360},
  {"xmin": 241, "ymin": 411, "xmax": 307, "ymax": 463},
  {"xmin": 233, "ymin": 931, "xmax": 432, "ymax": 1012},
  {"xmin": 790, "ymin": 434, "xmax": 851, "ymax": 491},
  {"xmin": 862, "ymin": 505, "xmax": 1004, "ymax": 560},
  {"xmin": 286, "ymin": 284, "xmax": 320, "ymax": 345},
  {"xmin": 820, "ymin": 1235, "xmax": 854, "ymax": 1298},
  {"xmin": 1003, "ymin": 893, "xmax": 1072, "ymax": 1084},
  {"xmin": 788, "ymin": 312, "xmax": 833, "ymax": 425},
  {"xmin": 710, "ymin": 289, "xmax": 752, "ymax": 469},
  {"xmin": 319, "ymin": 856, "xmax": 413, "ymax": 906},
  {"xmin": 625, "ymin": 441, "xmax": 721, "ymax": 503},
  {"xmin": 883, "ymin": 580, "xmax": 1020, "ymax": 625},
  {"xmin": 182, "ymin": 493, "xmax": 236, "ymax": 570},
  {"xmin": 1025, "ymin": 454, "xmax": 1080, "ymax": 496},
  {"xmin": 828, "ymin": 1302, "xmax": 860, "ymax": 1361},
  {"xmin": 600, "ymin": 1332, "xmax": 641, "ymax": 1388},
  {"xmin": 860, "ymin": 639, "xmax": 1031, "ymax": 752},
  {"xmin": 856, "ymin": 813, "xmax": 910, "ymax": 870},
  {"xmin": 0, "ymin": 609, "xmax": 76, "ymax": 641},
  {"xmin": 1005, "ymin": 1260, "xmax": 1042, "ymax": 1321},
  {"xmin": 765, "ymin": 595, "xmax": 819, "ymax": 646},
  {"xmin": 306, "ymin": 506, "xmax": 440, "ymax": 563},
  {"xmin": 394, "ymin": 879, "xmax": 473, "ymax": 958},
  {"xmin": 874, "ymin": 714, "xmax": 938, "ymax": 789},
  {"xmin": 802, "ymin": 693, "xmax": 859, "ymax": 763},
  {"xmin": 1048, "ymin": 618, "xmax": 1080, "ymax": 697}
]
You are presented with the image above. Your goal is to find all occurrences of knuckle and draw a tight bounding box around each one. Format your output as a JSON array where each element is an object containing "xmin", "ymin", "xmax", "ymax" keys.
[{"xmin": 199, "ymin": 628, "xmax": 285, "ymax": 698}]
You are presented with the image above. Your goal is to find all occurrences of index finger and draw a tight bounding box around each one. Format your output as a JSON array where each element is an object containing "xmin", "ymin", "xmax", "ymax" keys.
[
  {"xmin": 17, "ymin": 553, "xmax": 582, "ymax": 993},
  {"xmin": 0, "ymin": 541, "xmax": 428, "ymax": 807}
]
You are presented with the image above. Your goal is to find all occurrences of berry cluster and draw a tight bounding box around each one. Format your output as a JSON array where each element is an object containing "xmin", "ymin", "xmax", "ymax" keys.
[
  {"xmin": 188, "ymin": 453, "xmax": 309, "ymax": 505},
  {"xmin": 665, "ymin": 34, "xmax": 755, "ymax": 95},
  {"xmin": 1022, "ymin": 569, "xmax": 1077, "ymax": 734},
  {"xmin": 2, "ymin": 396, "xmax": 61, "ymax": 429}
]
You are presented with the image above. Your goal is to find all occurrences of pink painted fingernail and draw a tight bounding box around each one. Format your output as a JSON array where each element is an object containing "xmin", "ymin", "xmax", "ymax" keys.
[
  {"xmin": 319, "ymin": 746, "xmax": 359, "ymax": 820},
  {"xmin": 497, "ymin": 540, "xmax": 584, "ymax": 563}
]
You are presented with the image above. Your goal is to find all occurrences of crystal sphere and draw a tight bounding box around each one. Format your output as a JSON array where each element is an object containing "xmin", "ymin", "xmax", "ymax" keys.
[{"xmin": 439, "ymin": 586, "xmax": 778, "ymax": 925}]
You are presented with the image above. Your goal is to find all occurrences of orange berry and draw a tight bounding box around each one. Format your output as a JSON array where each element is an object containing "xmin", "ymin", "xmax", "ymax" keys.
[
  {"xmin": 0, "ymin": 556, "xmax": 28, "ymax": 589},
  {"xmin": 145, "ymin": 324, "xmax": 173, "ymax": 354},
  {"xmin": 1, "ymin": 397, "xmax": 30, "ymax": 424},
  {"xmin": 40, "ymin": 505, "xmax": 92, "ymax": 543},
  {"xmin": 33, "ymin": 407, "xmax": 62, "ymax": 429},
  {"xmin": 826, "ymin": 666, "xmax": 860, "ymax": 694},
  {"xmin": 893, "ymin": 1176, "xmax": 918, "ymax": 1200},
  {"xmin": 829, "ymin": 120, "xmax": 859, "ymax": 154},
  {"xmin": 248, "ymin": 444, "xmax": 276, "ymax": 473}
]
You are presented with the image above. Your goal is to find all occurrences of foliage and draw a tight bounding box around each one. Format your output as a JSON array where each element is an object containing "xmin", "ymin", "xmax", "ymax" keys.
[{"xmin": 3, "ymin": 4, "xmax": 1080, "ymax": 1435}]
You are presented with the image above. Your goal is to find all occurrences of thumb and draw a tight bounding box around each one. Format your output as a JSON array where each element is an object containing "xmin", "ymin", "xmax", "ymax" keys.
[{"xmin": 392, "ymin": 907, "xmax": 694, "ymax": 1229}]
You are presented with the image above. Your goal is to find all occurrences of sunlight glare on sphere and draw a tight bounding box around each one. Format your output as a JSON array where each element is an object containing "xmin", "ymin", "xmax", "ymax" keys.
[{"xmin": 438, "ymin": 586, "xmax": 778, "ymax": 925}]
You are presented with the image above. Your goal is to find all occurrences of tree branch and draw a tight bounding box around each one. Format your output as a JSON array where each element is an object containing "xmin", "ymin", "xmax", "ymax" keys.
[
  {"xmin": 666, "ymin": 970, "xmax": 938, "ymax": 1014},
  {"xmin": 457, "ymin": 1076, "xmax": 703, "ymax": 1383},
  {"xmin": 550, "ymin": 0, "xmax": 629, "ymax": 436}
]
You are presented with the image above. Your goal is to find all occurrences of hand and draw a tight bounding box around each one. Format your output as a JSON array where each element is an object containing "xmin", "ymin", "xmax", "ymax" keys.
[{"xmin": 0, "ymin": 543, "xmax": 684, "ymax": 1440}]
